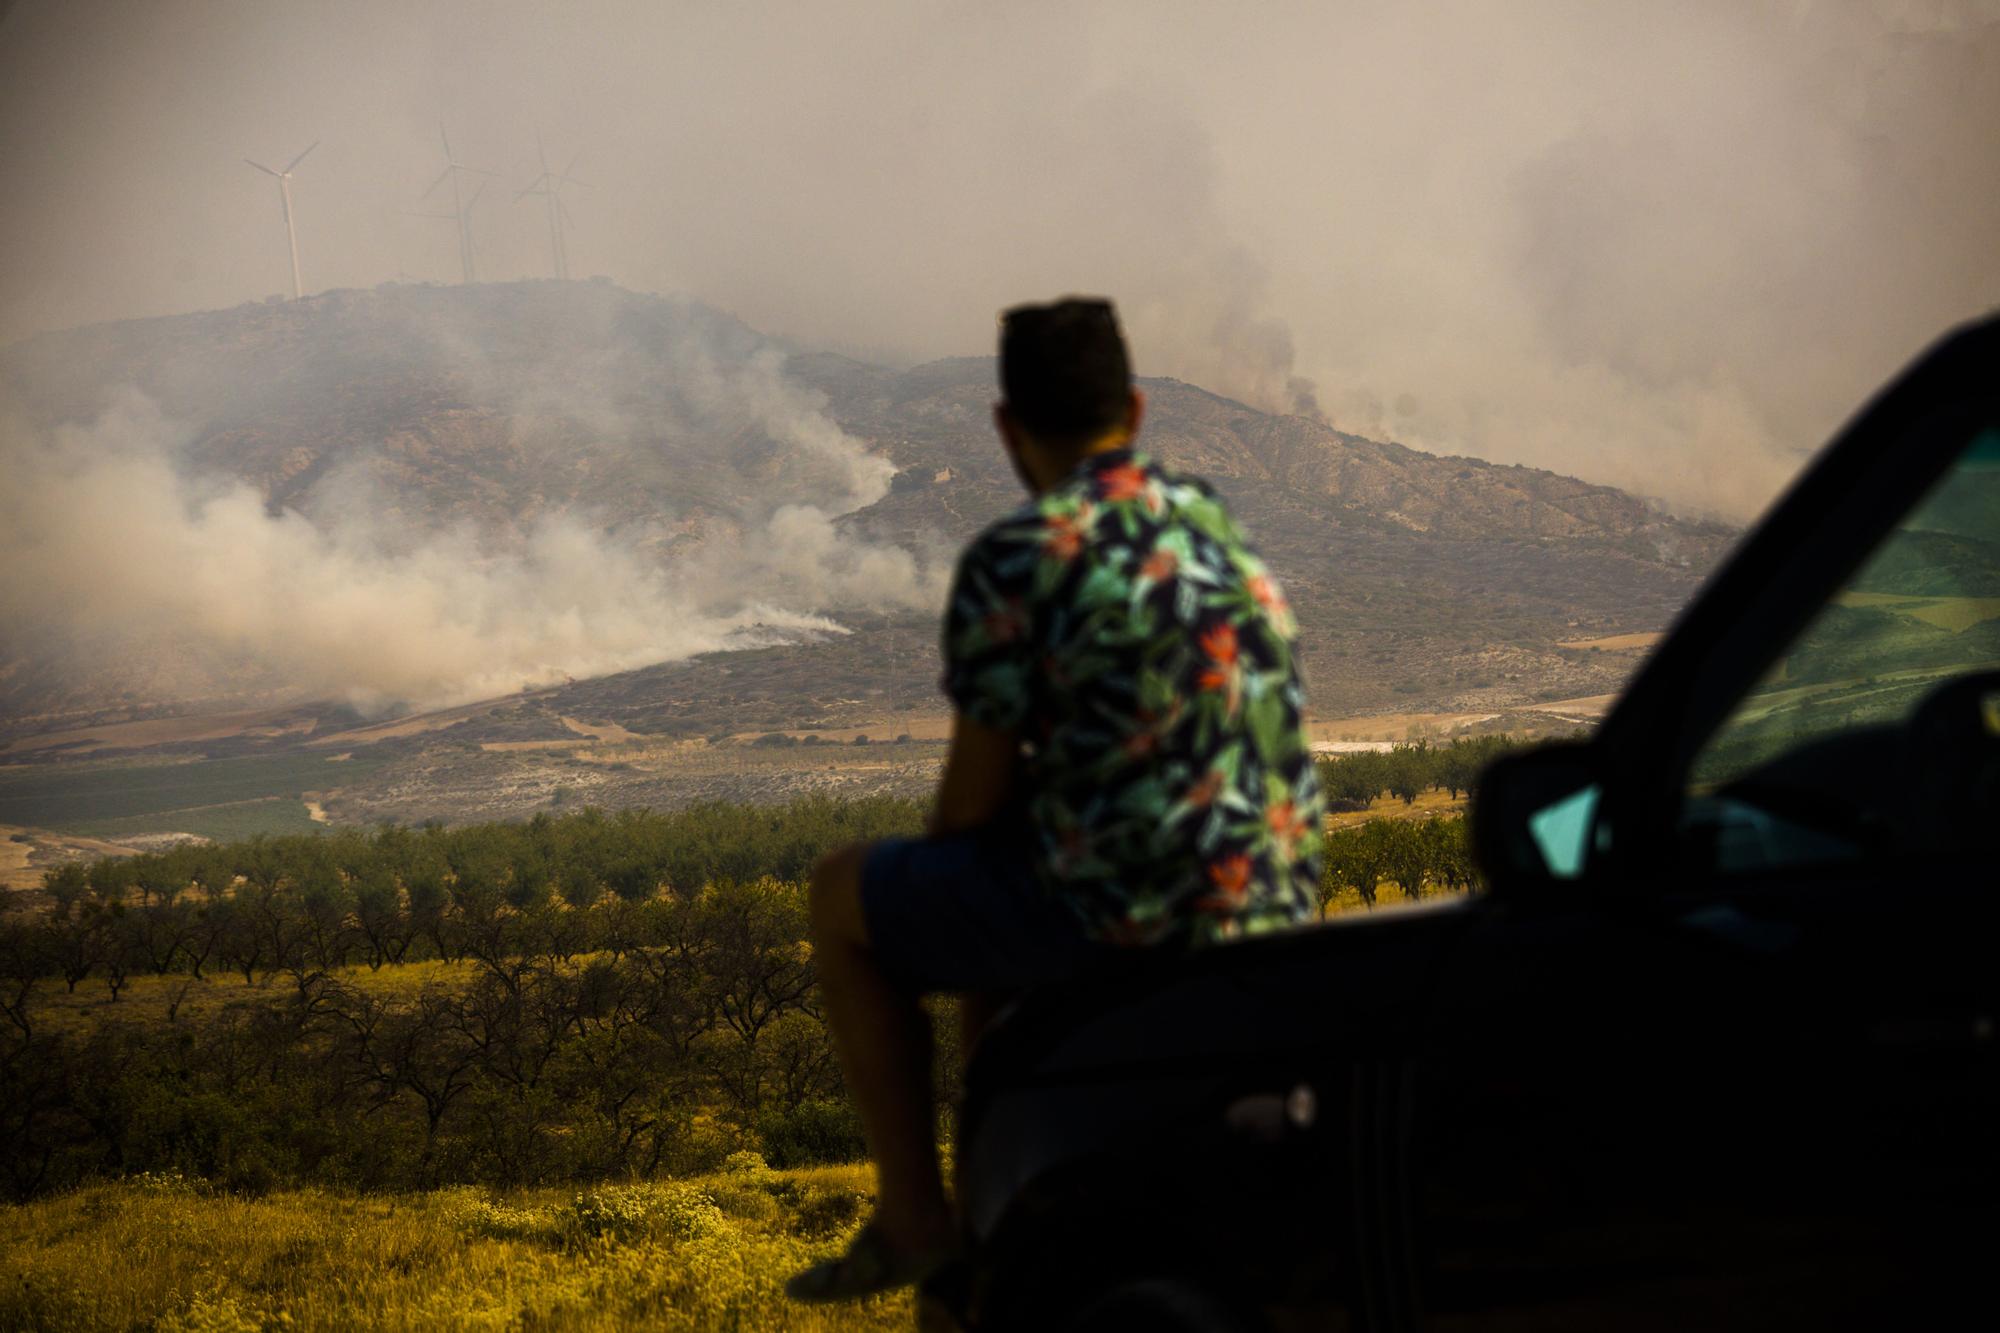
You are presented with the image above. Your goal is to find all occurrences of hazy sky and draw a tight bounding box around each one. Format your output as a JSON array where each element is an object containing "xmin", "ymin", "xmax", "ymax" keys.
[{"xmin": 3, "ymin": 0, "xmax": 1996, "ymax": 515}]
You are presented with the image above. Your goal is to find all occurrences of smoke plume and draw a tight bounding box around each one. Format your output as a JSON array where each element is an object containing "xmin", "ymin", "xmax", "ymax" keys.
[
  {"xmin": 2, "ymin": 0, "xmax": 1996, "ymax": 521},
  {"xmin": 0, "ymin": 370, "xmax": 941, "ymax": 714}
]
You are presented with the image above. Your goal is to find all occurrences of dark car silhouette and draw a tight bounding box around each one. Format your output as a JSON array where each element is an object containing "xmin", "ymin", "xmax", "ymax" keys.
[{"xmin": 940, "ymin": 315, "xmax": 1999, "ymax": 1331}]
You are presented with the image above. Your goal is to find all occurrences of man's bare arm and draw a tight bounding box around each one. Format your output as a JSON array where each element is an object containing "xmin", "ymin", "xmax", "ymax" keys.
[{"xmin": 928, "ymin": 712, "xmax": 1019, "ymax": 835}]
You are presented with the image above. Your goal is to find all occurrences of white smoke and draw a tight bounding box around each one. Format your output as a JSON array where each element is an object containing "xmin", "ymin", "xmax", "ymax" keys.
[
  {"xmin": 0, "ymin": 382, "xmax": 941, "ymax": 715},
  {"xmin": 6, "ymin": 1, "xmax": 1994, "ymax": 521}
]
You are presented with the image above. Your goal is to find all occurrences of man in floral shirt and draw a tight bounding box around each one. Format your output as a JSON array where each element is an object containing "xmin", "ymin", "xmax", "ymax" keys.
[{"xmin": 790, "ymin": 298, "xmax": 1322, "ymax": 1303}]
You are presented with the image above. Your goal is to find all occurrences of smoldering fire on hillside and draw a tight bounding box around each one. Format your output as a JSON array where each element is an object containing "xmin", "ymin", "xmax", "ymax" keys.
[
  {"xmin": 0, "ymin": 296, "xmax": 947, "ymax": 718},
  {"xmin": 0, "ymin": 0, "xmax": 1994, "ymax": 744},
  {"xmin": 0, "ymin": 279, "xmax": 1742, "ymax": 736}
]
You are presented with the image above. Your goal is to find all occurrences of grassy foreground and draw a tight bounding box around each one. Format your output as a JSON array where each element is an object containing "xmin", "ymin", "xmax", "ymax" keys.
[{"xmin": 0, "ymin": 1158, "xmax": 911, "ymax": 1332}]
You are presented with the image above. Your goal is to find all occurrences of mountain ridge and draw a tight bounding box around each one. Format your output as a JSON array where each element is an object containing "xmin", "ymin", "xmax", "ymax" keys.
[
  {"xmin": 819, "ymin": 351, "xmax": 1720, "ymax": 553},
  {"xmin": 0, "ymin": 279, "xmax": 1734, "ymax": 737}
]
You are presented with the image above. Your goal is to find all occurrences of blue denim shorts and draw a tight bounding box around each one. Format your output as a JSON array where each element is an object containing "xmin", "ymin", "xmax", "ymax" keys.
[{"xmin": 859, "ymin": 826, "xmax": 1109, "ymax": 995}]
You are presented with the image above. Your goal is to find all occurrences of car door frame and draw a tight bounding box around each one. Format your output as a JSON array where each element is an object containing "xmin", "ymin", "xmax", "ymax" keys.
[
  {"xmin": 1434, "ymin": 314, "xmax": 2000, "ymax": 1327},
  {"xmin": 1583, "ymin": 312, "xmax": 2000, "ymax": 876}
]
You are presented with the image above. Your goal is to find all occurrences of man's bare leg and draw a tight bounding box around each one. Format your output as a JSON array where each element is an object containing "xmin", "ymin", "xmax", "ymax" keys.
[{"xmin": 808, "ymin": 842, "xmax": 955, "ymax": 1257}]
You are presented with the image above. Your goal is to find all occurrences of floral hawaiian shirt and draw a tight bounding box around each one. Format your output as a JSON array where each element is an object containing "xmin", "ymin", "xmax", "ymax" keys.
[{"xmin": 942, "ymin": 447, "xmax": 1323, "ymax": 947}]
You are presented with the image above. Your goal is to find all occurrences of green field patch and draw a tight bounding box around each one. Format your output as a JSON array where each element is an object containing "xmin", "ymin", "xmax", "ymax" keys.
[
  {"xmin": 0, "ymin": 751, "xmax": 389, "ymax": 831},
  {"xmin": 65, "ymin": 797, "xmax": 324, "ymax": 842}
]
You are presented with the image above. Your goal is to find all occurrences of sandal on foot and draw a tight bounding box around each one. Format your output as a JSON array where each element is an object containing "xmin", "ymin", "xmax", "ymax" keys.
[{"xmin": 785, "ymin": 1222, "xmax": 959, "ymax": 1304}]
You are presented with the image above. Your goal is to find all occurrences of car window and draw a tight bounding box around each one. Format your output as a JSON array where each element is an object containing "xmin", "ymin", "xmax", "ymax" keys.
[{"xmin": 1683, "ymin": 424, "xmax": 2000, "ymax": 871}]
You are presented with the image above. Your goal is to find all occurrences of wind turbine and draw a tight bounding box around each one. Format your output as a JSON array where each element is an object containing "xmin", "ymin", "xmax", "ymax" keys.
[
  {"xmin": 420, "ymin": 126, "xmax": 501, "ymax": 283},
  {"xmin": 244, "ymin": 141, "xmax": 318, "ymax": 300},
  {"xmin": 517, "ymin": 136, "xmax": 587, "ymax": 280},
  {"xmin": 405, "ymin": 181, "xmax": 491, "ymax": 284}
]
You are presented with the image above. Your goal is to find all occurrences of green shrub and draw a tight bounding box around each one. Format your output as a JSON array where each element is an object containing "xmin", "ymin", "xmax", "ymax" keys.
[
  {"xmin": 788, "ymin": 1182, "xmax": 865, "ymax": 1237},
  {"xmin": 567, "ymin": 1182, "xmax": 726, "ymax": 1244},
  {"xmin": 755, "ymin": 1099, "xmax": 867, "ymax": 1168}
]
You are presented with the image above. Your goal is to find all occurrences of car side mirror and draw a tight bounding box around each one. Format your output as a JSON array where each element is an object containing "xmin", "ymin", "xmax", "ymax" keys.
[{"xmin": 1471, "ymin": 741, "xmax": 1605, "ymax": 895}]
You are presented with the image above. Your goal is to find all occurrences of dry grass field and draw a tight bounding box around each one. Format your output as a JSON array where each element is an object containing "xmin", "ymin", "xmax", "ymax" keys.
[
  {"xmin": 0, "ymin": 708, "xmax": 323, "ymax": 759},
  {"xmin": 1555, "ymin": 631, "xmax": 1663, "ymax": 652},
  {"xmin": 2, "ymin": 823, "xmax": 179, "ymax": 892},
  {"xmin": 1837, "ymin": 591, "xmax": 2000, "ymax": 634},
  {"xmin": 0, "ymin": 1161, "xmax": 909, "ymax": 1332},
  {"xmin": 1326, "ymin": 789, "xmax": 1465, "ymax": 831},
  {"xmin": 320, "ymin": 736, "xmax": 948, "ymax": 827}
]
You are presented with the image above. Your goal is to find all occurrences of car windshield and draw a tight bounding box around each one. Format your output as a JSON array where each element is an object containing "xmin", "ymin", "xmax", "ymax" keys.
[{"xmin": 1683, "ymin": 423, "xmax": 2000, "ymax": 867}]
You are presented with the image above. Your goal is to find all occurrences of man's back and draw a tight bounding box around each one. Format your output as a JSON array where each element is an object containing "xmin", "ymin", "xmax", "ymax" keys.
[{"xmin": 943, "ymin": 446, "xmax": 1323, "ymax": 947}]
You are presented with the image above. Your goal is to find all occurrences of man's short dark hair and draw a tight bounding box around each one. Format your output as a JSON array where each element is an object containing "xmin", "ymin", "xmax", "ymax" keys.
[{"xmin": 999, "ymin": 297, "xmax": 1132, "ymax": 442}]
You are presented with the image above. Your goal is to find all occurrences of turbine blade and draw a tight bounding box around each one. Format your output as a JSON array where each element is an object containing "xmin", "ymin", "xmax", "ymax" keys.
[
  {"xmin": 440, "ymin": 124, "xmax": 454, "ymax": 161},
  {"xmin": 561, "ymin": 152, "xmax": 582, "ymax": 181},
  {"xmin": 245, "ymin": 158, "xmax": 280, "ymax": 176},
  {"xmin": 285, "ymin": 140, "xmax": 320, "ymax": 173},
  {"xmin": 463, "ymin": 165, "xmax": 504, "ymax": 177},
  {"xmin": 515, "ymin": 179, "xmax": 544, "ymax": 202},
  {"xmin": 558, "ymin": 196, "xmax": 576, "ymax": 227},
  {"xmin": 466, "ymin": 180, "xmax": 489, "ymax": 209},
  {"xmin": 421, "ymin": 165, "xmax": 453, "ymax": 200},
  {"xmin": 536, "ymin": 133, "xmax": 550, "ymax": 175}
]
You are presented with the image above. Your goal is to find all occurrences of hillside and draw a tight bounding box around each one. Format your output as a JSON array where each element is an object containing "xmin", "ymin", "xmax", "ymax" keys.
[
  {"xmin": 0, "ymin": 279, "xmax": 1733, "ymax": 766},
  {"xmin": 790, "ymin": 351, "xmax": 1730, "ymax": 718}
]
